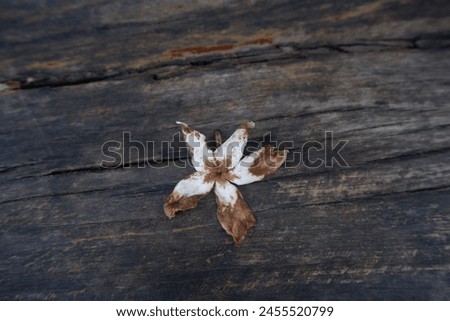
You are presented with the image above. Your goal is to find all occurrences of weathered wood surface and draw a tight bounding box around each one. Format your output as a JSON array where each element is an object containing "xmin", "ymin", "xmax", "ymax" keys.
[{"xmin": 1, "ymin": 0, "xmax": 449, "ymax": 300}]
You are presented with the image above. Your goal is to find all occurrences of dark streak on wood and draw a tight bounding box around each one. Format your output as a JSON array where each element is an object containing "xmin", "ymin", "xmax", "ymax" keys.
[{"xmin": 0, "ymin": 0, "xmax": 449, "ymax": 300}]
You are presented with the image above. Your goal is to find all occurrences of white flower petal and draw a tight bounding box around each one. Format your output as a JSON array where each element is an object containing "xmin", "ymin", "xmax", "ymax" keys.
[
  {"xmin": 176, "ymin": 121, "xmax": 213, "ymax": 173},
  {"xmin": 228, "ymin": 145, "xmax": 288, "ymax": 185},
  {"xmin": 214, "ymin": 180, "xmax": 256, "ymax": 246},
  {"xmin": 214, "ymin": 121, "xmax": 255, "ymax": 170},
  {"xmin": 164, "ymin": 172, "xmax": 214, "ymax": 218}
]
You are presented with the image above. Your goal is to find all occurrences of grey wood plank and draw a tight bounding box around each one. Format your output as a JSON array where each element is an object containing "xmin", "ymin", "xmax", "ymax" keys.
[
  {"xmin": 0, "ymin": 0, "xmax": 449, "ymax": 300},
  {"xmin": 0, "ymin": 0, "xmax": 449, "ymax": 86}
]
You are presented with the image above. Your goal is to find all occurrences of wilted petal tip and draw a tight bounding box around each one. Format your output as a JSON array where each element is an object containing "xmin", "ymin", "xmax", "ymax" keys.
[
  {"xmin": 214, "ymin": 181, "xmax": 256, "ymax": 246},
  {"xmin": 241, "ymin": 121, "xmax": 255, "ymax": 129}
]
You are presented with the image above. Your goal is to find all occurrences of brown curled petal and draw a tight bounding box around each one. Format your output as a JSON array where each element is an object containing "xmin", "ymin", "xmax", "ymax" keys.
[
  {"xmin": 227, "ymin": 145, "xmax": 288, "ymax": 186},
  {"xmin": 214, "ymin": 181, "xmax": 256, "ymax": 246},
  {"xmin": 176, "ymin": 121, "xmax": 213, "ymax": 173},
  {"xmin": 214, "ymin": 120, "xmax": 255, "ymax": 170},
  {"xmin": 164, "ymin": 172, "xmax": 214, "ymax": 218}
]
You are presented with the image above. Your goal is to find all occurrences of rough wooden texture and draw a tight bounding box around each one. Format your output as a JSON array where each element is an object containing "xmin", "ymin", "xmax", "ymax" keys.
[{"xmin": 1, "ymin": 0, "xmax": 449, "ymax": 300}]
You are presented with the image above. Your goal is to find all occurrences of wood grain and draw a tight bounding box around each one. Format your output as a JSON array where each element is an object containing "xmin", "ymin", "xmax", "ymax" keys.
[{"xmin": 0, "ymin": 0, "xmax": 449, "ymax": 300}]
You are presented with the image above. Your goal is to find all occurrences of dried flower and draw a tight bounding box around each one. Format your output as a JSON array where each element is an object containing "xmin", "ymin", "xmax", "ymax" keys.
[{"xmin": 164, "ymin": 121, "xmax": 287, "ymax": 245}]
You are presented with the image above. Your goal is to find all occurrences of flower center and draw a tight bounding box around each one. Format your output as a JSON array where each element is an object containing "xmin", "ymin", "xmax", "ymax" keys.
[{"xmin": 204, "ymin": 157, "xmax": 233, "ymax": 183}]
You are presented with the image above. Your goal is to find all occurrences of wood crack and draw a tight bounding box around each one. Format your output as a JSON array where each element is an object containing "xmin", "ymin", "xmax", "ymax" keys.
[
  {"xmin": 271, "ymin": 147, "xmax": 450, "ymax": 183},
  {"xmin": 0, "ymin": 187, "xmax": 119, "ymax": 205},
  {"xmin": 0, "ymin": 156, "xmax": 190, "ymax": 180},
  {"xmin": 257, "ymin": 184, "xmax": 450, "ymax": 212},
  {"xmin": 4, "ymin": 35, "xmax": 449, "ymax": 91}
]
